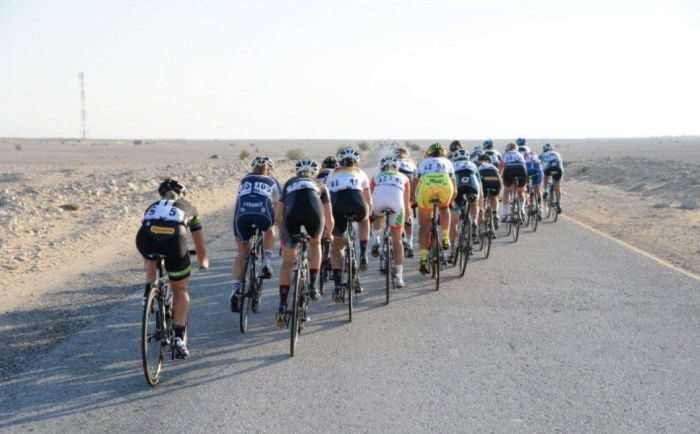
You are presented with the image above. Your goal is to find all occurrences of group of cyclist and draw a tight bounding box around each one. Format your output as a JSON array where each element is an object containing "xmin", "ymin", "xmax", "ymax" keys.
[{"xmin": 135, "ymin": 139, "xmax": 564, "ymax": 358}]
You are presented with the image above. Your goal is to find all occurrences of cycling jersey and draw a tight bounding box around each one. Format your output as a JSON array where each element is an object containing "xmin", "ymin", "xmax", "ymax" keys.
[
  {"xmin": 326, "ymin": 167, "xmax": 370, "ymax": 193},
  {"xmin": 503, "ymin": 150, "xmax": 526, "ymax": 167},
  {"xmin": 525, "ymin": 153, "xmax": 544, "ymax": 186},
  {"xmin": 279, "ymin": 176, "xmax": 329, "ymax": 245},
  {"xmin": 397, "ymin": 158, "xmax": 417, "ymax": 179},
  {"xmin": 452, "ymin": 159, "xmax": 481, "ymax": 206},
  {"xmin": 484, "ymin": 149, "xmax": 502, "ymax": 166},
  {"xmin": 233, "ymin": 174, "xmax": 280, "ymax": 242},
  {"xmin": 137, "ymin": 198, "xmax": 202, "ymax": 281},
  {"xmin": 540, "ymin": 151, "xmax": 564, "ymax": 180},
  {"xmin": 469, "ymin": 150, "xmax": 484, "ymax": 164},
  {"xmin": 371, "ymin": 170, "xmax": 410, "ymax": 226},
  {"xmin": 416, "ymin": 157, "xmax": 455, "ymax": 209},
  {"xmin": 316, "ymin": 168, "xmax": 333, "ymax": 184}
]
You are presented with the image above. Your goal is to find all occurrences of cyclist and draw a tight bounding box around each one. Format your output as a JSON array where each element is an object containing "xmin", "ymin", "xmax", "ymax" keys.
[
  {"xmin": 470, "ymin": 145, "xmax": 484, "ymax": 164},
  {"xmin": 275, "ymin": 160, "xmax": 334, "ymax": 326},
  {"xmin": 449, "ymin": 149, "xmax": 481, "ymax": 253},
  {"xmin": 317, "ymin": 155, "xmax": 337, "ymax": 184},
  {"xmin": 370, "ymin": 156, "xmax": 412, "ymax": 287},
  {"xmin": 540, "ymin": 143, "xmax": 564, "ymax": 213},
  {"xmin": 516, "ymin": 137, "xmax": 527, "ymax": 150},
  {"xmin": 415, "ymin": 143, "xmax": 456, "ymax": 275},
  {"xmin": 230, "ymin": 156, "xmax": 280, "ymax": 313},
  {"xmin": 522, "ymin": 146, "xmax": 544, "ymax": 216},
  {"xmin": 501, "ymin": 142, "xmax": 528, "ymax": 222},
  {"xmin": 136, "ymin": 179, "xmax": 209, "ymax": 359},
  {"xmin": 327, "ymin": 147, "xmax": 373, "ymax": 298},
  {"xmin": 394, "ymin": 146, "xmax": 418, "ymax": 258},
  {"xmin": 477, "ymin": 153, "xmax": 503, "ymax": 229},
  {"xmin": 482, "ymin": 139, "xmax": 502, "ymax": 167}
]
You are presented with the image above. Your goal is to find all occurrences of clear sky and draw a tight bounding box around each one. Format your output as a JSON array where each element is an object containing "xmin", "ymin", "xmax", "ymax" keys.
[{"xmin": 1, "ymin": 0, "xmax": 698, "ymax": 139}]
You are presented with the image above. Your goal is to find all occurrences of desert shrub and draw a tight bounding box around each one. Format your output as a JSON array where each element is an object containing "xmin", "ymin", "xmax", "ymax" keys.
[
  {"xmin": 286, "ymin": 148, "xmax": 305, "ymax": 160},
  {"xmin": 409, "ymin": 143, "xmax": 421, "ymax": 151},
  {"xmin": 239, "ymin": 149, "xmax": 250, "ymax": 160},
  {"xmin": 358, "ymin": 141, "xmax": 370, "ymax": 151}
]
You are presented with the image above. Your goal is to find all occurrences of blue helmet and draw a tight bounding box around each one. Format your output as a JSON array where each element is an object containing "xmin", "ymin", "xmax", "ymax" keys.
[
  {"xmin": 516, "ymin": 137, "xmax": 526, "ymax": 147},
  {"xmin": 482, "ymin": 139, "xmax": 494, "ymax": 150}
]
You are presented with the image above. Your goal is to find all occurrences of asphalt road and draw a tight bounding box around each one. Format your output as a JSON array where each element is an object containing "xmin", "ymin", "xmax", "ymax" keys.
[{"xmin": 1, "ymin": 215, "xmax": 699, "ymax": 433}]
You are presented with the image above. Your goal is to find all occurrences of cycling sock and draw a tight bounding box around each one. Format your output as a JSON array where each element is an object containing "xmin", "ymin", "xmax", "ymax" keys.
[
  {"xmin": 333, "ymin": 269, "xmax": 342, "ymax": 286},
  {"xmin": 442, "ymin": 229, "xmax": 450, "ymax": 241},
  {"xmin": 359, "ymin": 240, "xmax": 368, "ymax": 257},
  {"xmin": 394, "ymin": 264, "xmax": 403, "ymax": 276},
  {"xmin": 279, "ymin": 285, "xmax": 289, "ymax": 305},
  {"xmin": 373, "ymin": 234, "xmax": 381, "ymax": 245},
  {"xmin": 264, "ymin": 249, "xmax": 273, "ymax": 260},
  {"xmin": 419, "ymin": 249, "xmax": 428, "ymax": 261},
  {"xmin": 309, "ymin": 269, "xmax": 318, "ymax": 287},
  {"xmin": 232, "ymin": 280, "xmax": 242, "ymax": 290},
  {"xmin": 174, "ymin": 326, "xmax": 186, "ymax": 339}
]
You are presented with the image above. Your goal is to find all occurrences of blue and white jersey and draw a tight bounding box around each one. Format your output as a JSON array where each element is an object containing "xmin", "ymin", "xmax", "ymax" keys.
[
  {"xmin": 503, "ymin": 150, "xmax": 526, "ymax": 168},
  {"xmin": 525, "ymin": 153, "xmax": 543, "ymax": 176},
  {"xmin": 453, "ymin": 159, "xmax": 480, "ymax": 188},
  {"xmin": 452, "ymin": 158, "xmax": 478, "ymax": 175},
  {"xmin": 483, "ymin": 149, "xmax": 502, "ymax": 165},
  {"xmin": 540, "ymin": 151, "xmax": 563, "ymax": 171},
  {"xmin": 234, "ymin": 174, "xmax": 280, "ymax": 219}
]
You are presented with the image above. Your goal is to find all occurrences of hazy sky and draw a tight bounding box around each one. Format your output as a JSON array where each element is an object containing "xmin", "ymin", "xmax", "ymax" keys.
[{"xmin": 2, "ymin": 0, "xmax": 698, "ymax": 139}]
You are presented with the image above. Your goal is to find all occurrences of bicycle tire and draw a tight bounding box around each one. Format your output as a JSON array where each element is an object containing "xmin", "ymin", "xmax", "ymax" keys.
[
  {"xmin": 290, "ymin": 268, "xmax": 300, "ymax": 357},
  {"xmin": 142, "ymin": 286, "xmax": 164, "ymax": 386},
  {"xmin": 384, "ymin": 234, "xmax": 391, "ymax": 305},
  {"xmin": 553, "ymin": 190, "xmax": 560, "ymax": 223},
  {"xmin": 431, "ymin": 223, "xmax": 440, "ymax": 291},
  {"xmin": 458, "ymin": 215, "xmax": 470, "ymax": 277},
  {"xmin": 485, "ymin": 215, "xmax": 493, "ymax": 259},
  {"xmin": 238, "ymin": 254, "xmax": 251, "ymax": 333},
  {"xmin": 532, "ymin": 192, "xmax": 540, "ymax": 232},
  {"xmin": 346, "ymin": 240, "xmax": 353, "ymax": 322}
]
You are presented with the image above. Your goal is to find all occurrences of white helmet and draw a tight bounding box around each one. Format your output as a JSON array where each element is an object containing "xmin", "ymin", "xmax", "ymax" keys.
[
  {"xmin": 450, "ymin": 149, "xmax": 469, "ymax": 161},
  {"xmin": 542, "ymin": 143, "xmax": 553, "ymax": 152},
  {"xmin": 379, "ymin": 156, "xmax": 399, "ymax": 171},
  {"xmin": 251, "ymin": 156, "xmax": 274, "ymax": 169},
  {"xmin": 295, "ymin": 159, "xmax": 319, "ymax": 176},
  {"xmin": 337, "ymin": 146, "xmax": 360, "ymax": 165}
]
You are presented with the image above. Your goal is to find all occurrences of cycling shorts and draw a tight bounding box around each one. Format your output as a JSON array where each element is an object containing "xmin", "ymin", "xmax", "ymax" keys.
[
  {"xmin": 331, "ymin": 190, "xmax": 368, "ymax": 236},
  {"xmin": 234, "ymin": 213, "xmax": 272, "ymax": 243},
  {"xmin": 454, "ymin": 183, "xmax": 481, "ymax": 208},
  {"xmin": 372, "ymin": 190, "xmax": 405, "ymax": 227},
  {"xmin": 416, "ymin": 173, "xmax": 454, "ymax": 209},
  {"xmin": 503, "ymin": 165, "xmax": 527, "ymax": 188},
  {"xmin": 281, "ymin": 191, "xmax": 324, "ymax": 247},
  {"xmin": 136, "ymin": 225, "xmax": 191, "ymax": 281},
  {"xmin": 544, "ymin": 167, "xmax": 564, "ymax": 181}
]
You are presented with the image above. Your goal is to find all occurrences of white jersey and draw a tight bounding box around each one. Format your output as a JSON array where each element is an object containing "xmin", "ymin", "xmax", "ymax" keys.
[
  {"xmin": 143, "ymin": 200, "xmax": 186, "ymax": 224},
  {"xmin": 397, "ymin": 158, "xmax": 417, "ymax": 177},
  {"xmin": 453, "ymin": 159, "xmax": 478, "ymax": 174},
  {"xmin": 418, "ymin": 157, "xmax": 455, "ymax": 177},
  {"xmin": 326, "ymin": 167, "xmax": 370, "ymax": 193},
  {"xmin": 540, "ymin": 151, "xmax": 563, "ymax": 170},
  {"xmin": 503, "ymin": 150, "xmax": 526, "ymax": 167},
  {"xmin": 372, "ymin": 170, "xmax": 409, "ymax": 218}
]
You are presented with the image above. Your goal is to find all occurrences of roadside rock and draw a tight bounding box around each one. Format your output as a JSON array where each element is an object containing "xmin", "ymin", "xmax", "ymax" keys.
[
  {"xmin": 680, "ymin": 199, "xmax": 698, "ymax": 210},
  {"xmin": 652, "ymin": 202, "xmax": 670, "ymax": 209},
  {"xmin": 59, "ymin": 204, "xmax": 80, "ymax": 211}
]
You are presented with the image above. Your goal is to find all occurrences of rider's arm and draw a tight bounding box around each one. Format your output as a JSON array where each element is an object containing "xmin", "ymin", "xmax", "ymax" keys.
[
  {"xmin": 321, "ymin": 185, "xmax": 334, "ymax": 237},
  {"xmin": 403, "ymin": 180, "xmax": 412, "ymax": 222},
  {"xmin": 191, "ymin": 229, "xmax": 209, "ymax": 269}
]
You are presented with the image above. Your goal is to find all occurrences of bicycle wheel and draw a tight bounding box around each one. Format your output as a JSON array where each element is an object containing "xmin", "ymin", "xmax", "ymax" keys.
[
  {"xmin": 458, "ymin": 215, "xmax": 470, "ymax": 277},
  {"xmin": 240, "ymin": 256, "xmax": 255, "ymax": 333},
  {"xmin": 346, "ymin": 242, "xmax": 353, "ymax": 322},
  {"xmin": 290, "ymin": 268, "xmax": 301, "ymax": 357},
  {"xmin": 553, "ymin": 190, "xmax": 560, "ymax": 223},
  {"xmin": 142, "ymin": 286, "xmax": 165, "ymax": 386},
  {"xmin": 484, "ymin": 214, "xmax": 493, "ymax": 259},
  {"xmin": 384, "ymin": 234, "xmax": 392, "ymax": 305},
  {"xmin": 511, "ymin": 200, "xmax": 520, "ymax": 243},
  {"xmin": 431, "ymin": 226, "xmax": 440, "ymax": 291},
  {"xmin": 532, "ymin": 193, "xmax": 540, "ymax": 232}
]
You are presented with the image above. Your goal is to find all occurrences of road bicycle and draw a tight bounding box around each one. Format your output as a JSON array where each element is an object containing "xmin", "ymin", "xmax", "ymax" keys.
[
  {"xmin": 451, "ymin": 194, "xmax": 474, "ymax": 278},
  {"xmin": 506, "ymin": 177, "xmax": 524, "ymax": 243},
  {"xmin": 543, "ymin": 178, "xmax": 561, "ymax": 223},
  {"xmin": 286, "ymin": 233, "xmax": 311, "ymax": 357},
  {"xmin": 141, "ymin": 250, "xmax": 195, "ymax": 386},
  {"xmin": 525, "ymin": 179, "xmax": 542, "ymax": 233},
  {"xmin": 427, "ymin": 197, "xmax": 444, "ymax": 291},
  {"xmin": 378, "ymin": 208, "xmax": 396, "ymax": 304},
  {"xmin": 238, "ymin": 225, "xmax": 265, "ymax": 333},
  {"xmin": 318, "ymin": 237, "xmax": 332, "ymax": 296},
  {"xmin": 477, "ymin": 190, "xmax": 497, "ymax": 259}
]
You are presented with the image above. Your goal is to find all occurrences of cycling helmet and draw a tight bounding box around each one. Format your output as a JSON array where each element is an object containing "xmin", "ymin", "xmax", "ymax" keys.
[
  {"xmin": 251, "ymin": 156, "xmax": 274, "ymax": 169},
  {"xmin": 425, "ymin": 142, "xmax": 447, "ymax": 158},
  {"xmin": 336, "ymin": 146, "xmax": 360, "ymax": 166},
  {"xmin": 322, "ymin": 155, "xmax": 338, "ymax": 169},
  {"xmin": 158, "ymin": 179, "xmax": 186, "ymax": 198},
  {"xmin": 516, "ymin": 137, "xmax": 527, "ymax": 147},
  {"xmin": 506, "ymin": 142, "xmax": 517, "ymax": 152},
  {"xmin": 451, "ymin": 149, "xmax": 469, "ymax": 161},
  {"xmin": 295, "ymin": 159, "xmax": 319, "ymax": 176},
  {"xmin": 449, "ymin": 140, "xmax": 463, "ymax": 153},
  {"xmin": 482, "ymin": 139, "xmax": 494, "ymax": 150},
  {"xmin": 542, "ymin": 143, "xmax": 553, "ymax": 152},
  {"xmin": 393, "ymin": 146, "xmax": 409, "ymax": 159},
  {"xmin": 379, "ymin": 156, "xmax": 399, "ymax": 171}
]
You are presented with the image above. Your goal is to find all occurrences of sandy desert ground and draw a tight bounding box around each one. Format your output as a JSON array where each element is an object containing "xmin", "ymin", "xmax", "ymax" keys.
[{"xmin": 1, "ymin": 136, "xmax": 699, "ymax": 379}]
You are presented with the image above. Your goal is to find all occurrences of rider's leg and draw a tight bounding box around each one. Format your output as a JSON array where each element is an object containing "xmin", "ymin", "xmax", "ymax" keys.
[
  {"xmin": 171, "ymin": 277, "xmax": 190, "ymax": 330},
  {"xmin": 262, "ymin": 227, "xmax": 276, "ymax": 272},
  {"xmin": 279, "ymin": 245, "xmax": 295, "ymax": 304},
  {"xmin": 331, "ymin": 234, "xmax": 345, "ymax": 286},
  {"xmin": 418, "ymin": 207, "xmax": 431, "ymax": 259},
  {"xmin": 543, "ymin": 175, "xmax": 550, "ymax": 199},
  {"xmin": 439, "ymin": 206, "xmax": 451, "ymax": 248},
  {"xmin": 358, "ymin": 216, "xmax": 370, "ymax": 262},
  {"xmin": 391, "ymin": 224, "xmax": 405, "ymax": 284},
  {"xmin": 232, "ymin": 240, "xmax": 250, "ymax": 282},
  {"xmin": 308, "ymin": 236, "xmax": 321, "ymax": 297},
  {"xmin": 449, "ymin": 207, "xmax": 459, "ymax": 245},
  {"xmin": 371, "ymin": 214, "xmax": 383, "ymax": 256},
  {"xmin": 144, "ymin": 259, "xmax": 157, "ymax": 287}
]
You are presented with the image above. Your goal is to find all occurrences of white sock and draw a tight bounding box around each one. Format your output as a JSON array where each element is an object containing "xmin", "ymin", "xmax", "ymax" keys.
[{"xmin": 394, "ymin": 264, "xmax": 403, "ymax": 277}]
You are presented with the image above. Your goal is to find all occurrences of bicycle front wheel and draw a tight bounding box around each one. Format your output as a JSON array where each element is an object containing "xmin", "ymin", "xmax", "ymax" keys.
[{"xmin": 142, "ymin": 287, "xmax": 164, "ymax": 386}]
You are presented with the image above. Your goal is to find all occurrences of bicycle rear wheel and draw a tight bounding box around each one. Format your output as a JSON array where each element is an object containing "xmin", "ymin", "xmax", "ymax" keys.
[
  {"xmin": 142, "ymin": 286, "xmax": 165, "ymax": 386},
  {"xmin": 431, "ymin": 227, "xmax": 440, "ymax": 291},
  {"xmin": 553, "ymin": 190, "xmax": 560, "ymax": 223},
  {"xmin": 346, "ymin": 243, "xmax": 353, "ymax": 322},
  {"xmin": 458, "ymin": 216, "xmax": 470, "ymax": 277},
  {"xmin": 290, "ymin": 268, "xmax": 301, "ymax": 357},
  {"xmin": 240, "ymin": 260, "xmax": 255, "ymax": 333},
  {"xmin": 511, "ymin": 200, "xmax": 521, "ymax": 243},
  {"xmin": 384, "ymin": 235, "xmax": 392, "ymax": 305}
]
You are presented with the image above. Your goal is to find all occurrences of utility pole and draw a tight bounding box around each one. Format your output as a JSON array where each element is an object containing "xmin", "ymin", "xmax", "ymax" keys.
[{"xmin": 79, "ymin": 72, "xmax": 86, "ymax": 140}]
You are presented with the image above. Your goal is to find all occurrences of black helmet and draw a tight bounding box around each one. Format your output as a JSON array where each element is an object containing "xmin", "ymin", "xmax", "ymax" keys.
[
  {"xmin": 449, "ymin": 140, "xmax": 463, "ymax": 153},
  {"xmin": 516, "ymin": 137, "xmax": 527, "ymax": 147},
  {"xmin": 322, "ymin": 155, "xmax": 338, "ymax": 169},
  {"xmin": 478, "ymin": 153, "xmax": 492, "ymax": 162},
  {"xmin": 158, "ymin": 179, "xmax": 186, "ymax": 198}
]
